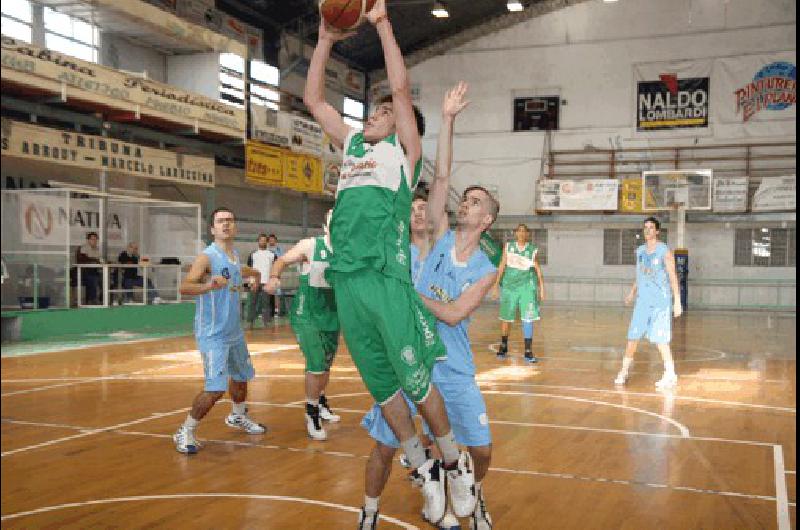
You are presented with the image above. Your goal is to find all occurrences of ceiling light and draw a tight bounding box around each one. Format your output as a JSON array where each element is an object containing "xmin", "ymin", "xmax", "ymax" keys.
[
  {"xmin": 507, "ymin": 1, "xmax": 524, "ymax": 11},
  {"xmin": 431, "ymin": 1, "xmax": 449, "ymax": 18},
  {"xmin": 603, "ymin": 0, "xmax": 619, "ymax": 3}
]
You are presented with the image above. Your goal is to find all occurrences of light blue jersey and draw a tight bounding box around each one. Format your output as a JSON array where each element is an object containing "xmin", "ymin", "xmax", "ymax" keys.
[
  {"xmin": 410, "ymin": 242, "xmax": 423, "ymax": 288},
  {"xmin": 362, "ymin": 230, "xmax": 496, "ymax": 448},
  {"xmin": 635, "ymin": 242, "xmax": 672, "ymax": 307},
  {"xmin": 195, "ymin": 243, "xmax": 245, "ymax": 348},
  {"xmin": 416, "ymin": 230, "xmax": 496, "ymax": 383}
]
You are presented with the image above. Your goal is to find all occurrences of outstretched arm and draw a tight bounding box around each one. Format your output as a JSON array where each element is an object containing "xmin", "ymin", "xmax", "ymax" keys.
[
  {"xmin": 265, "ymin": 238, "xmax": 314, "ymax": 294},
  {"xmin": 303, "ymin": 21, "xmax": 353, "ymax": 149},
  {"xmin": 421, "ymin": 273, "xmax": 497, "ymax": 326},
  {"xmin": 366, "ymin": 0, "xmax": 420, "ymax": 166},
  {"xmin": 428, "ymin": 82, "xmax": 470, "ymax": 241}
]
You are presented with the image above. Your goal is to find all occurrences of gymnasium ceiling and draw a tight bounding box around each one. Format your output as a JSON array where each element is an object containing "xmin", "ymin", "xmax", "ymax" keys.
[{"xmin": 217, "ymin": 0, "xmax": 550, "ymax": 72}]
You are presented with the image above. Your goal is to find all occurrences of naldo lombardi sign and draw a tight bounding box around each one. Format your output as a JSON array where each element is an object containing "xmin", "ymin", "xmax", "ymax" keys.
[{"xmin": 637, "ymin": 73, "xmax": 710, "ymax": 131}]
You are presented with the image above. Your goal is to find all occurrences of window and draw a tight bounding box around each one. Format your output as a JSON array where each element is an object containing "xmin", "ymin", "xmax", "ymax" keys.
[
  {"xmin": 249, "ymin": 59, "xmax": 280, "ymax": 110},
  {"xmin": 219, "ymin": 53, "xmax": 245, "ymax": 108},
  {"xmin": 43, "ymin": 7, "xmax": 100, "ymax": 63},
  {"xmin": 487, "ymin": 228, "xmax": 548, "ymax": 265},
  {"xmin": 734, "ymin": 228, "xmax": 796, "ymax": 267},
  {"xmin": 604, "ymin": 228, "xmax": 669, "ymax": 265},
  {"xmin": 343, "ymin": 96, "xmax": 364, "ymax": 131},
  {"xmin": 1, "ymin": 0, "xmax": 32, "ymax": 43}
]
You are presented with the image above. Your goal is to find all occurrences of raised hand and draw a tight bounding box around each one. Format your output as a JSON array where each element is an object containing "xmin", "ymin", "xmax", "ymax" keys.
[
  {"xmin": 318, "ymin": 19, "xmax": 357, "ymax": 43},
  {"xmin": 442, "ymin": 81, "xmax": 470, "ymax": 119}
]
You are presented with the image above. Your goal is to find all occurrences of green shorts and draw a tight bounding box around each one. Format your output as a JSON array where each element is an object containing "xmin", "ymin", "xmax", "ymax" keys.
[
  {"xmin": 499, "ymin": 283, "xmax": 540, "ymax": 322},
  {"xmin": 292, "ymin": 322, "xmax": 339, "ymax": 373},
  {"xmin": 333, "ymin": 269, "xmax": 446, "ymax": 405}
]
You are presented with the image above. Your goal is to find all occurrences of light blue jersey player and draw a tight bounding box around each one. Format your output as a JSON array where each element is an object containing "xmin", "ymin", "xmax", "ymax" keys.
[
  {"xmin": 615, "ymin": 216, "xmax": 683, "ymax": 389},
  {"xmin": 173, "ymin": 207, "xmax": 267, "ymax": 455}
]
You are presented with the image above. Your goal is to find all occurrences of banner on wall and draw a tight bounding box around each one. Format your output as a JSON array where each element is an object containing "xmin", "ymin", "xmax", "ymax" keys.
[
  {"xmin": 19, "ymin": 193, "xmax": 126, "ymax": 246},
  {"xmin": 634, "ymin": 60, "xmax": 712, "ymax": 131},
  {"xmin": 285, "ymin": 114, "xmax": 324, "ymax": 156},
  {"xmin": 715, "ymin": 53, "xmax": 796, "ymax": 126},
  {"xmin": 712, "ymin": 177, "xmax": 749, "ymax": 212},
  {"xmin": 1, "ymin": 119, "xmax": 215, "ymax": 186},
  {"xmin": 250, "ymin": 105, "xmax": 291, "ymax": 148},
  {"xmin": 245, "ymin": 142, "xmax": 284, "ymax": 187},
  {"xmin": 1, "ymin": 36, "xmax": 245, "ymax": 137},
  {"xmin": 752, "ymin": 175, "xmax": 796, "ymax": 211},
  {"xmin": 618, "ymin": 178, "xmax": 644, "ymax": 213},
  {"xmin": 284, "ymin": 153, "xmax": 323, "ymax": 194},
  {"xmin": 539, "ymin": 180, "xmax": 619, "ymax": 210}
]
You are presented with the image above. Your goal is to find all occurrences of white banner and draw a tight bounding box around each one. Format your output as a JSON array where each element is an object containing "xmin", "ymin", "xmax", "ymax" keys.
[
  {"xmin": 712, "ymin": 177, "xmax": 749, "ymax": 212},
  {"xmin": 1, "ymin": 119, "xmax": 215, "ymax": 187},
  {"xmin": 539, "ymin": 180, "xmax": 619, "ymax": 211},
  {"xmin": 250, "ymin": 105, "xmax": 291, "ymax": 148},
  {"xmin": 752, "ymin": 176, "xmax": 796, "ymax": 211},
  {"xmin": 283, "ymin": 113, "xmax": 324, "ymax": 156},
  {"xmin": 19, "ymin": 193, "xmax": 126, "ymax": 246},
  {"xmin": 714, "ymin": 52, "xmax": 796, "ymax": 132}
]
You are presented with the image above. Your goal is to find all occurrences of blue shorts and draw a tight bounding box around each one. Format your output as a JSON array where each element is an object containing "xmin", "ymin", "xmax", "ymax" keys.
[
  {"xmin": 361, "ymin": 380, "xmax": 491, "ymax": 449},
  {"xmin": 198, "ymin": 337, "xmax": 256, "ymax": 392},
  {"xmin": 627, "ymin": 302, "xmax": 672, "ymax": 344}
]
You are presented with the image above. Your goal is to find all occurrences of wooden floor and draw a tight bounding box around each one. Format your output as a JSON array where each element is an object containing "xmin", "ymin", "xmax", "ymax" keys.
[{"xmin": 1, "ymin": 305, "xmax": 796, "ymax": 529}]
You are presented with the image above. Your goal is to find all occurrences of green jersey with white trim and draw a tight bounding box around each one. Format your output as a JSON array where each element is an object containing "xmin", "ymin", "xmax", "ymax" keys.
[
  {"xmin": 329, "ymin": 129, "xmax": 422, "ymax": 283},
  {"xmin": 291, "ymin": 236, "xmax": 338, "ymax": 332},
  {"xmin": 501, "ymin": 241, "xmax": 538, "ymax": 289}
]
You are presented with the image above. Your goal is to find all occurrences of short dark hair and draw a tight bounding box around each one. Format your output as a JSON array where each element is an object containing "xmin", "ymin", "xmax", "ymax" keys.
[
  {"xmin": 463, "ymin": 185, "xmax": 500, "ymax": 225},
  {"xmin": 515, "ymin": 223, "xmax": 529, "ymax": 231},
  {"xmin": 378, "ymin": 95, "xmax": 426, "ymax": 137},
  {"xmin": 267, "ymin": 234, "xmax": 277, "ymax": 239},
  {"xmin": 86, "ymin": 232, "xmax": 98, "ymax": 239},
  {"xmin": 413, "ymin": 182, "xmax": 429, "ymax": 202},
  {"xmin": 257, "ymin": 233, "xmax": 268, "ymax": 240},
  {"xmin": 644, "ymin": 216, "xmax": 661, "ymax": 230},
  {"xmin": 208, "ymin": 207, "xmax": 234, "ymax": 227}
]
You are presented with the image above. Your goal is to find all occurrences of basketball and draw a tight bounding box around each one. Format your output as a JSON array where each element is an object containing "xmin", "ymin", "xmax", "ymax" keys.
[{"xmin": 319, "ymin": 0, "xmax": 377, "ymax": 31}]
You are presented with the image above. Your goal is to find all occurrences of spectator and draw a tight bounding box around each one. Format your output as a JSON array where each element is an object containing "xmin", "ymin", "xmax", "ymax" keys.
[
  {"xmin": 76, "ymin": 232, "xmax": 103, "ymax": 304},
  {"xmin": 267, "ymin": 234, "xmax": 286, "ymax": 316},
  {"xmin": 118, "ymin": 242, "xmax": 162, "ymax": 304},
  {"xmin": 246, "ymin": 234, "xmax": 275, "ymax": 328}
]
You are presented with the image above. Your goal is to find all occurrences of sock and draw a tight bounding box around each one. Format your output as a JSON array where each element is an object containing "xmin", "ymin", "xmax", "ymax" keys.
[
  {"xmin": 501, "ymin": 336, "xmax": 508, "ymax": 347},
  {"xmin": 435, "ymin": 430, "xmax": 460, "ymax": 467},
  {"xmin": 621, "ymin": 357, "xmax": 633, "ymax": 373},
  {"xmin": 664, "ymin": 358, "xmax": 676, "ymax": 376},
  {"xmin": 232, "ymin": 402, "xmax": 246, "ymax": 416},
  {"xmin": 364, "ymin": 495, "xmax": 379, "ymax": 513},
  {"xmin": 475, "ymin": 480, "xmax": 483, "ymax": 495},
  {"xmin": 183, "ymin": 415, "xmax": 199, "ymax": 431},
  {"xmin": 524, "ymin": 338, "xmax": 532, "ymax": 352},
  {"xmin": 319, "ymin": 393, "xmax": 328, "ymax": 406},
  {"xmin": 400, "ymin": 436, "xmax": 428, "ymax": 469},
  {"xmin": 522, "ymin": 321, "xmax": 533, "ymax": 340}
]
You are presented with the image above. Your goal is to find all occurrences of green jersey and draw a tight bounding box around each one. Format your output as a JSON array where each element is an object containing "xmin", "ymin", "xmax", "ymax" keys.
[
  {"xmin": 501, "ymin": 241, "xmax": 538, "ymax": 289},
  {"xmin": 479, "ymin": 232, "xmax": 503, "ymax": 268},
  {"xmin": 329, "ymin": 130, "xmax": 422, "ymax": 283},
  {"xmin": 290, "ymin": 236, "xmax": 339, "ymax": 332}
]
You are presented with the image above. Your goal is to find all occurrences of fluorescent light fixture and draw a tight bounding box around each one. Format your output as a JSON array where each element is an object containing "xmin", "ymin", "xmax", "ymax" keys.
[
  {"xmin": 603, "ymin": 0, "xmax": 619, "ymax": 3},
  {"xmin": 507, "ymin": 1, "xmax": 524, "ymax": 11},
  {"xmin": 431, "ymin": 1, "xmax": 449, "ymax": 18}
]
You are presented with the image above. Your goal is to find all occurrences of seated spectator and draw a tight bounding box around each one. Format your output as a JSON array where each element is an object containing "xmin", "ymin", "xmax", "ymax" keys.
[
  {"xmin": 118, "ymin": 242, "xmax": 162, "ymax": 304},
  {"xmin": 76, "ymin": 232, "xmax": 103, "ymax": 305}
]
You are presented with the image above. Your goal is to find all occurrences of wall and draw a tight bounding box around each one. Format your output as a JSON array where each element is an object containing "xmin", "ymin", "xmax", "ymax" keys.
[
  {"xmin": 101, "ymin": 34, "xmax": 167, "ymax": 82},
  {"xmin": 166, "ymin": 53, "xmax": 222, "ymax": 100}
]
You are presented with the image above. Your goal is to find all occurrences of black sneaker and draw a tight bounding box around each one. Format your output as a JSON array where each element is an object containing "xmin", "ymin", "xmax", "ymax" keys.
[
  {"xmin": 524, "ymin": 352, "xmax": 538, "ymax": 364},
  {"xmin": 496, "ymin": 343, "xmax": 508, "ymax": 359}
]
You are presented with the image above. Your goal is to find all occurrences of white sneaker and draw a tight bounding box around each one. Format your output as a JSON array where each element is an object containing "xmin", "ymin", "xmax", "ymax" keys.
[
  {"xmin": 655, "ymin": 372, "xmax": 678, "ymax": 389},
  {"xmin": 447, "ymin": 451, "xmax": 477, "ymax": 518},
  {"xmin": 305, "ymin": 403, "xmax": 327, "ymax": 441},
  {"xmin": 614, "ymin": 370, "xmax": 629, "ymax": 386},
  {"xmin": 319, "ymin": 395, "xmax": 341, "ymax": 423},
  {"xmin": 357, "ymin": 507, "xmax": 378, "ymax": 529},
  {"xmin": 173, "ymin": 425, "xmax": 199, "ymax": 454},
  {"xmin": 437, "ymin": 507, "xmax": 461, "ymax": 530},
  {"xmin": 470, "ymin": 489, "xmax": 493, "ymax": 530},
  {"xmin": 413, "ymin": 458, "xmax": 446, "ymax": 524},
  {"xmin": 225, "ymin": 412, "xmax": 267, "ymax": 434},
  {"xmin": 153, "ymin": 296, "xmax": 163, "ymax": 305}
]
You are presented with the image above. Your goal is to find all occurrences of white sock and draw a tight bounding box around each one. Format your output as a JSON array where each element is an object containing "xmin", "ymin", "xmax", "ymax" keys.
[
  {"xmin": 364, "ymin": 495, "xmax": 379, "ymax": 513},
  {"xmin": 621, "ymin": 357, "xmax": 633, "ymax": 373},
  {"xmin": 400, "ymin": 436, "xmax": 428, "ymax": 469},
  {"xmin": 435, "ymin": 431, "xmax": 460, "ymax": 466},
  {"xmin": 183, "ymin": 415, "xmax": 199, "ymax": 430},
  {"xmin": 664, "ymin": 359, "xmax": 676, "ymax": 376},
  {"xmin": 307, "ymin": 398, "xmax": 318, "ymax": 407},
  {"xmin": 232, "ymin": 402, "xmax": 246, "ymax": 416}
]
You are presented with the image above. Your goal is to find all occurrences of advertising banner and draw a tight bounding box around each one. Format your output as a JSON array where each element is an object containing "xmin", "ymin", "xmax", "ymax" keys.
[
  {"xmin": 539, "ymin": 179, "xmax": 619, "ymax": 210},
  {"xmin": 283, "ymin": 153, "xmax": 323, "ymax": 194},
  {"xmin": 712, "ymin": 177, "xmax": 749, "ymax": 212},
  {"xmin": 634, "ymin": 60, "xmax": 712, "ymax": 131},
  {"xmin": 619, "ymin": 178, "xmax": 645, "ymax": 213},
  {"xmin": 250, "ymin": 105, "xmax": 291, "ymax": 148},
  {"xmin": 19, "ymin": 193, "xmax": 126, "ymax": 246},
  {"xmin": 245, "ymin": 142, "xmax": 284, "ymax": 187},
  {"xmin": 752, "ymin": 175, "xmax": 796, "ymax": 211},
  {"xmin": 716, "ymin": 53, "xmax": 796, "ymax": 126}
]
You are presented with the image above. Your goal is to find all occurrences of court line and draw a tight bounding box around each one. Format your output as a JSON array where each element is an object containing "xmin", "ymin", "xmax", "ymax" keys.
[
  {"xmin": 1, "ymin": 407, "xmax": 190, "ymax": 457},
  {"xmin": 481, "ymin": 390, "xmax": 691, "ymax": 437},
  {"xmin": 487, "ymin": 343, "xmax": 728, "ymax": 363},
  {"xmin": 785, "ymin": 470, "xmax": 796, "ymax": 474},
  {"xmin": 0, "ymin": 346, "xmax": 294, "ymax": 398},
  {"xmin": 774, "ymin": 445, "xmax": 791, "ymax": 530},
  {"xmin": 1, "ymin": 419, "xmax": 783, "ymax": 504},
  {"xmin": 0, "ymin": 493, "xmax": 419, "ymax": 528}
]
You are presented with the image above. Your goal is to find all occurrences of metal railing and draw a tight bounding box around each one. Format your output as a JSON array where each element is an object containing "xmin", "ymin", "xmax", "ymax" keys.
[{"xmin": 75, "ymin": 264, "xmax": 183, "ymax": 308}]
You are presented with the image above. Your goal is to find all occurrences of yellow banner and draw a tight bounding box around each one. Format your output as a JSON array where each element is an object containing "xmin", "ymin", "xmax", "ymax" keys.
[
  {"xmin": 619, "ymin": 178, "xmax": 658, "ymax": 211},
  {"xmin": 283, "ymin": 153, "xmax": 323, "ymax": 193},
  {"xmin": 245, "ymin": 142, "xmax": 284, "ymax": 187}
]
